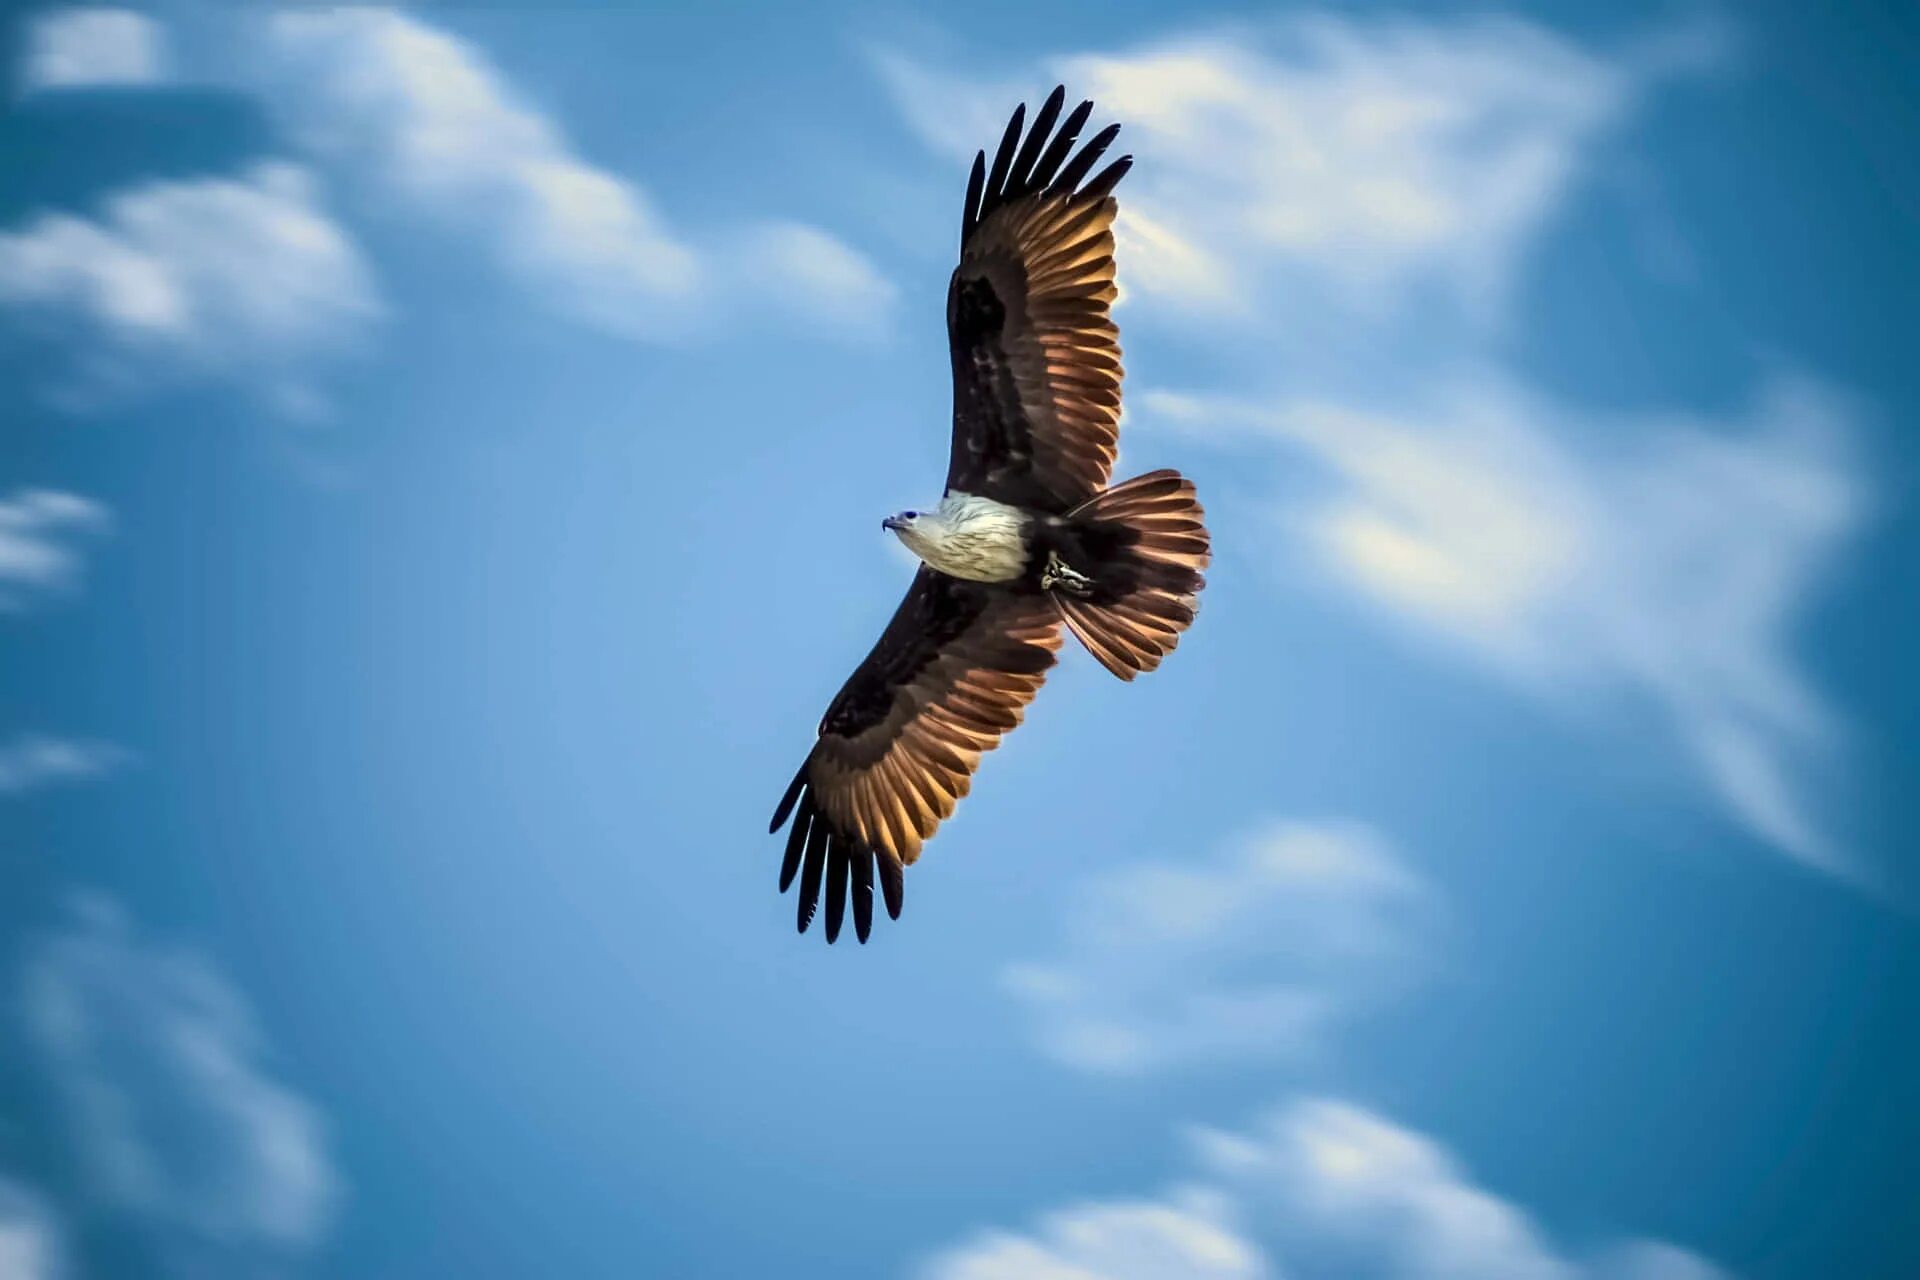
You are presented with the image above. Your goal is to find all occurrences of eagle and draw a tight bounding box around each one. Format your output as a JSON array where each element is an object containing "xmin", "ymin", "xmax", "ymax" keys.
[{"xmin": 769, "ymin": 86, "xmax": 1210, "ymax": 943}]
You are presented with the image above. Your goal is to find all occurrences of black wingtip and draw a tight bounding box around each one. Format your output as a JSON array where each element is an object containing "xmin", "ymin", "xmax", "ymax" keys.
[
  {"xmin": 1008, "ymin": 85, "xmax": 1068, "ymax": 190},
  {"xmin": 1081, "ymin": 154, "xmax": 1133, "ymax": 202},
  {"xmin": 1030, "ymin": 98, "xmax": 1094, "ymax": 192},
  {"xmin": 967, "ymin": 91, "xmax": 1129, "ymax": 246},
  {"xmin": 850, "ymin": 846, "xmax": 875, "ymax": 944},
  {"xmin": 769, "ymin": 763, "xmax": 807, "ymax": 833},
  {"xmin": 1050, "ymin": 120, "xmax": 1120, "ymax": 195},
  {"xmin": 796, "ymin": 819, "xmax": 828, "ymax": 933},
  {"xmin": 824, "ymin": 838, "xmax": 850, "ymax": 944},
  {"xmin": 778, "ymin": 803, "xmax": 810, "ymax": 893},
  {"xmin": 962, "ymin": 150, "xmax": 986, "ymax": 243},
  {"xmin": 877, "ymin": 853, "xmax": 905, "ymax": 921},
  {"xmin": 984, "ymin": 101, "xmax": 1024, "ymax": 203},
  {"xmin": 772, "ymin": 773, "xmax": 909, "ymax": 942}
]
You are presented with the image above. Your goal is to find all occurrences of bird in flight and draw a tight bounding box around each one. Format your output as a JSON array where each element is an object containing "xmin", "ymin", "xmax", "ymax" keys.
[{"xmin": 769, "ymin": 86, "xmax": 1211, "ymax": 943}]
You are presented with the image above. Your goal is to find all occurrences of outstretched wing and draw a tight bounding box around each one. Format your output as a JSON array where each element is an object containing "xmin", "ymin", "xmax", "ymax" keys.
[
  {"xmin": 947, "ymin": 86, "xmax": 1132, "ymax": 514},
  {"xmin": 769, "ymin": 569, "xmax": 1062, "ymax": 944}
]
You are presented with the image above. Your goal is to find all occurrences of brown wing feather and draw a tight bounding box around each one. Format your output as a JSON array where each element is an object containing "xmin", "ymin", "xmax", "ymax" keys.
[
  {"xmin": 769, "ymin": 569, "xmax": 1062, "ymax": 943},
  {"xmin": 948, "ymin": 87, "xmax": 1132, "ymax": 513}
]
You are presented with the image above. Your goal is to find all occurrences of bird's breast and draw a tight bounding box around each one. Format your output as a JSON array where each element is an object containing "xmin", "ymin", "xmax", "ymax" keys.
[{"xmin": 915, "ymin": 494, "xmax": 1032, "ymax": 583}]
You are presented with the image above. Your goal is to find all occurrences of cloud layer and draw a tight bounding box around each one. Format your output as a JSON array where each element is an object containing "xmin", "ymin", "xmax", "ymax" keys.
[
  {"xmin": 1004, "ymin": 821, "xmax": 1433, "ymax": 1074},
  {"xmin": 923, "ymin": 1097, "xmax": 1728, "ymax": 1280},
  {"xmin": 0, "ymin": 164, "xmax": 381, "ymax": 409},
  {"xmin": 0, "ymin": 734, "xmax": 127, "ymax": 795},
  {"xmin": 24, "ymin": 898, "xmax": 340, "ymax": 1257},
  {"xmin": 0, "ymin": 1177, "xmax": 62, "ymax": 1280},
  {"xmin": 5, "ymin": 6, "xmax": 894, "ymax": 412},
  {"xmin": 18, "ymin": 8, "xmax": 166, "ymax": 93},
  {"xmin": 0, "ymin": 489, "xmax": 109, "ymax": 610},
  {"xmin": 925, "ymin": 1191, "xmax": 1261, "ymax": 1280},
  {"xmin": 250, "ymin": 8, "xmax": 891, "ymax": 340},
  {"xmin": 1143, "ymin": 376, "xmax": 1863, "ymax": 880},
  {"xmin": 880, "ymin": 14, "xmax": 1638, "ymax": 329}
]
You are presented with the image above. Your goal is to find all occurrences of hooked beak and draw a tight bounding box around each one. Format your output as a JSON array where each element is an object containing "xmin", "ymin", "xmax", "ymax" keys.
[{"xmin": 882, "ymin": 515, "xmax": 906, "ymax": 533}]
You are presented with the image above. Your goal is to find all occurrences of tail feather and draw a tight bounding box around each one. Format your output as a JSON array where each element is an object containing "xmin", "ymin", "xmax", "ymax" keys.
[{"xmin": 1055, "ymin": 469, "xmax": 1209, "ymax": 681}]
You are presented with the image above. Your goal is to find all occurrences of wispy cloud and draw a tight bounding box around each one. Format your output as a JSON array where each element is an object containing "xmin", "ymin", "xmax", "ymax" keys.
[
  {"xmin": 0, "ymin": 734, "xmax": 127, "ymax": 795},
  {"xmin": 0, "ymin": 489, "xmax": 109, "ymax": 610},
  {"xmin": 922, "ymin": 1190, "xmax": 1263, "ymax": 1280},
  {"xmin": 922, "ymin": 1097, "xmax": 1729, "ymax": 1280},
  {"xmin": 18, "ymin": 7, "xmax": 167, "ymax": 94},
  {"xmin": 250, "ymin": 8, "xmax": 892, "ymax": 339},
  {"xmin": 5, "ymin": 6, "xmax": 893, "ymax": 414},
  {"xmin": 1004, "ymin": 821, "xmax": 1433, "ymax": 1075},
  {"xmin": 877, "ymin": 13, "xmax": 1702, "ymax": 330},
  {"xmin": 0, "ymin": 164, "xmax": 381, "ymax": 411},
  {"xmin": 24, "ymin": 897, "xmax": 341, "ymax": 1259},
  {"xmin": 1194, "ymin": 1098, "xmax": 1731, "ymax": 1280},
  {"xmin": 734, "ymin": 221, "xmax": 898, "ymax": 336},
  {"xmin": 1143, "ymin": 375, "xmax": 1865, "ymax": 882},
  {"xmin": 0, "ymin": 1176, "xmax": 63, "ymax": 1280}
]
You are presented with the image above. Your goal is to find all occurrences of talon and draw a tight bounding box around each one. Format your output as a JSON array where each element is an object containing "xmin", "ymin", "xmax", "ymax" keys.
[{"xmin": 1041, "ymin": 551, "xmax": 1094, "ymax": 596}]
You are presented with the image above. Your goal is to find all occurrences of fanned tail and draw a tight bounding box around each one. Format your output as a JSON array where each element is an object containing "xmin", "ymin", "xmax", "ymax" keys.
[{"xmin": 1054, "ymin": 469, "xmax": 1209, "ymax": 681}]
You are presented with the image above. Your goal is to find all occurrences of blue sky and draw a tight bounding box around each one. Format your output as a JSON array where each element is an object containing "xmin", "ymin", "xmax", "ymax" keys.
[{"xmin": 1, "ymin": 2, "xmax": 1914, "ymax": 1277}]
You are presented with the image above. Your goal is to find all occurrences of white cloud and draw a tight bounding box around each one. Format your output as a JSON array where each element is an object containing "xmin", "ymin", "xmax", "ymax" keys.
[
  {"xmin": 19, "ymin": 8, "xmax": 166, "ymax": 93},
  {"xmin": 5, "ymin": 8, "xmax": 889, "ymax": 411},
  {"xmin": 0, "ymin": 489, "xmax": 109, "ymax": 610},
  {"xmin": 24, "ymin": 897, "xmax": 341, "ymax": 1256},
  {"xmin": 0, "ymin": 1177, "xmax": 63, "ymax": 1280},
  {"xmin": 879, "ymin": 13, "xmax": 1658, "ymax": 327},
  {"xmin": 922, "ymin": 1191, "xmax": 1268, "ymax": 1280},
  {"xmin": 735, "ymin": 221, "xmax": 899, "ymax": 334},
  {"xmin": 255, "ymin": 8, "xmax": 695, "ymax": 335},
  {"xmin": 1195, "ymin": 1099, "xmax": 1574, "ymax": 1279},
  {"xmin": 0, "ymin": 734, "xmax": 127, "ymax": 795},
  {"xmin": 1004, "ymin": 821, "xmax": 1432, "ymax": 1075},
  {"xmin": 923, "ymin": 1098, "xmax": 1729, "ymax": 1280},
  {"xmin": 0, "ymin": 163, "xmax": 381, "ymax": 409},
  {"xmin": 1142, "ymin": 376, "xmax": 1864, "ymax": 882},
  {"xmin": 252, "ymin": 8, "xmax": 889, "ymax": 339},
  {"xmin": 1194, "ymin": 1099, "xmax": 1732, "ymax": 1280}
]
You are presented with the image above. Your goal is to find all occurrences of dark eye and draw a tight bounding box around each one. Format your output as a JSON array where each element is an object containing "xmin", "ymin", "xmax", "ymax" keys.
[{"xmin": 904, "ymin": 511, "xmax": 917, "ymax": 519}]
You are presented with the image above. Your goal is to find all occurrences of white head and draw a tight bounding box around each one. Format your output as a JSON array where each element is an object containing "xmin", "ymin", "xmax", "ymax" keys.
[{"xmin": 883, "ymin": 507, "xmax": 937, "ymax": 556}]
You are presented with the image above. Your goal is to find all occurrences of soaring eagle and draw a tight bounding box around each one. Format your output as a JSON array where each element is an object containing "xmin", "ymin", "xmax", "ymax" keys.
[{"xmin": 770, "ymin": 87, "xmax": 1210, "ymax": 943}]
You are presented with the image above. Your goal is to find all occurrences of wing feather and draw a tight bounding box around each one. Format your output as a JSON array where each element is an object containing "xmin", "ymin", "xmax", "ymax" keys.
[
  {"xmin": 768, "ymin": 568, "xmax": 1063, "ymax": 943},
  {"xmin": 947, "ymin": 89, "xmax": 1131, "ymax": 512},
  {"xmin": 796, "ymin": 819, "xmax": 828, "ymax": 933},
  {"xmin": 850, "ymin": 846, "xmax": 876, "ymax": 944},
  {"xmin": 824, "ymin": 841, "xmax": 850, "ymax": 943}
]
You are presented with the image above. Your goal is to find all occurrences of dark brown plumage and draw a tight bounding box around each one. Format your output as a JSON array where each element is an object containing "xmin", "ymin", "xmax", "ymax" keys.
[{"xmin": 770, "ymin": 87, "xmax": 1210, "ymax": 943}]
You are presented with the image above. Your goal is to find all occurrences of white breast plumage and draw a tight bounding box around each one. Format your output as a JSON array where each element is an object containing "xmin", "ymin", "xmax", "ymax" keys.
[{"xmin": 905, "ymin": 492, "xmax": 1031, "ymax": 583}]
